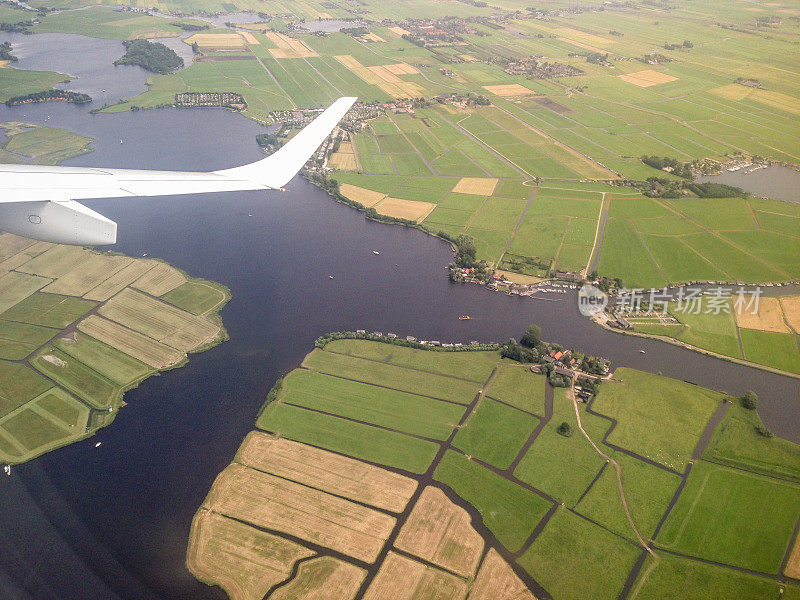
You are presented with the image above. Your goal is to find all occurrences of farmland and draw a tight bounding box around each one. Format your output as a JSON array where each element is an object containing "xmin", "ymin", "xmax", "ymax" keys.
[
  {"xmin": 189, "ymin": 337, "xmax": 800, "ymax": 599},
  {"xmin": 0, "ymin": 233, "xmax": 230, "ymax": 464}
]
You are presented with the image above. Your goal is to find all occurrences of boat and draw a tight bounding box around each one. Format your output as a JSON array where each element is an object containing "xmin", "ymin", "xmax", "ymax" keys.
[
  {"xmin": 639, "ymin": 350, "xmax": 646, "ymax": 354},
  {"xmin": 3, "ymin": 465, "xmax": 9, "ymax": 476},
  {"xmin": 372, "ymin": 250, "xmax": 380, "ymax": 255},
  {"xmin": 95, "ymin": 442, "xmax": 102, "ymax": 448},
  {"xmin": 329, "ymin": 275, "xmax": 334, "ymax": 279},
  {"xmin": 459, "ymin": 315, "xmax": 471, "ymax": 320}
]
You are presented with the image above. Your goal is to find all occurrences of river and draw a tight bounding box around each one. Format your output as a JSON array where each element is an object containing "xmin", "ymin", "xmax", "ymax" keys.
[{"xmin": 0, "ymin": 32, "xmax": 798, "ymax": 600}]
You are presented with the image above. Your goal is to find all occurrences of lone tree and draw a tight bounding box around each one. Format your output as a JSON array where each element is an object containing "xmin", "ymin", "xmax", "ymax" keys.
[
  {"xmin": 556, "ymin": 422, "xmax": 572, "ymax": 437},
  {"xmin": 521, "ymin": 324, "xmax": 542, "ymax": 348},
  {"xmin": 741, "ymin": 390, "xmax": 758, "ymax": 410}
]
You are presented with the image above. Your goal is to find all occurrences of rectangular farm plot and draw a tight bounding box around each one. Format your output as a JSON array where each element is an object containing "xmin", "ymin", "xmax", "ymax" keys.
[
  {"xmin": 15, "ymin": 244, "xmax": 86, "ymax": 278},
  {"xmin": 32, "ymin": 347, "xmax": 120, "ymax": 409},
  {"xmin": 257, "ymin": 402, "xmax": 439, "ymax": 474},
  {"xmin": 470, "ymin": 549, "xmax": 535, "ymax": 600},
  {"xmin": 486, "ymin": 365, "xmax": 545, "ymax": 414},
  {"xmin": 269, "ymin": 556, "xmax": 365, "ymax": 600},
  {"xmin": 618, "ymin": 69, "xmax": 678, "ymax": 88},
  {"xmin": 0, "ymin": 292, "xmax": 96, "ymax": 329},
  {"xmin": 185, "ymin": 33, "xmax": 246, "ymax": 48},
  {"xmin": 394, "ymin": 487, "xmax": 484, "ymax": 578},
  {"xmin": 203, "ymin": 462, "xmax": 395, "ymax": 563},
  {"xmin": 98, "ymin": 288, "xmax": 220, "ymax": 352},
  {"xmin": 235, "ymin": 432, "xmax": 417, "ymax": 512},
  {"xmin": 781, "ymin": 296, "xmax": 800, "ymax": 333},
  {"xmin": 264, "ymin": 32, "xmax": 317, "ymax": 58},
  {"xmin": 0, "ymin": 271, "xmax": 50, "ymax": 314},
  {"xmin": 482, "ymin": 84, "xmax": 535, "ymax": 97},
  {"xmin": 0, "ymin": 361, "xmax": 52, "ymax": 418},
  {"xmin": 735, "ymin": 296, "xmax": 792, "ymax": 333},
  {"xmin": 77, "ymin": 315, "xmax": 184, "ymax": 369},
  {"xmin": 277, "ymin": 369, "xmax": 464, "ymax": 440},
  {"xmin": 83, "ymin": 260, "xmax": 156, "ymax": 302},
  {"xmin": 42, "ymin": 252, "xmax": 132, "ymax": 297},
  {"xmin": 656, "ymin": 462, "xmax": 800, "ymax": 573},
  {"xmin": 362, "ymin": 552, "xmax": 469, "ymax": 600},
  {"xmin": 0, "ymin": 320, "xmax": 57, "ymax": 361},
  {"xmin": 187, "ymin": 509, "xmax": 314, "ymax": 600},
  {"xmin": 303, "ymin": 348, "xmax": 482, "ymax": 404},
  {"xmin": 373, "ymin": 197, "xmax": 436, "ymax": 223},
  {"xmin": 338, "ymin": 183, "xmax": 387, "ymax": 207},
  {"xmin": 132, "ymin": 261, "xmax": 186, "ymax": 296},
  {"xmin": 54, "ymin": 332, "xmax": 152, "ymax": 386},
  {"xmin": 451, "ymin": 177, "xmax": 498, "ymax": 196}
]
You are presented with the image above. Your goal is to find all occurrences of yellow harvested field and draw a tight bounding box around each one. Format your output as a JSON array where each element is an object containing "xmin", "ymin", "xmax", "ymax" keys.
[
  {"xmin": 452, "ymin": 177, "xmax": 498, "ymax": 195},
  {"xmin": 270, "ymin": 556, "xmax": 366, "ymax": 600},
  {"xmin": 618, "ymin": 69, "xmax": 678, "ymax": 87},
  {"xmin": 786, "ymin": 530, "xmax": 800, "ymax": 579},
  {"xmin": 98, "ymin": 288, "xmax": 221, "ymax": 351},
  {"xmin": 374, "ymin": 197, "xmax": 437, "ymax": 222},
  {"xmin": 132, "ymin": 261, "xmax": 185, "ymax": 296},
  {"xmin": 0, "ymin": 241, "xmax": 53, "ymax": 276},
  {"xmin": 0, "ymin": 234, "xmax": 36, "ymax": 261},
  {"xmin": 185, "ymin": 33, "xmax": 246, "ymax": 48},
  {"xmin": 129, "ymin": 30, "xmax": 176, "ymax": 40},
  {"xmin": 16, "ymin": 244, "xmax": 87, "ymax": 278},
  {"xmin": 709, "ymin": 84, "xmax": 753, "ymax": 101},
  {"xmin": 750, "ymin": 88, "xmax": 800, "ymax": 116},
  {"xmin": 469, "ymin": 549, "xmax": 537, "ymax": 600},
  {"xmin": 779, "ymin": 296, "xmax": 800, "ymax": 333},
  {"xmin": 187, "ymin": 509, "xmax": 313, "ymax": 600},
  {"xmin": 204, "ymin": 463, "xmax": 396, "ymax": 563},
  {"xmin": 734, "ymin": 296, "xmax": 791, "ymax": 333},
  {"xmin": 555, "ymin": 27, "xmax": 615, "ymax": 47},
  {"xmin": 83, "ymin": 260, "xmax": 157, "ymax": 302},
  {"xmin": 0, "ymin": 271, "xmax": 49, "ymax": 313},
  {"xmin": 265, "ymin": 32, "xmax": 317, "ymax": 58},
  {"xmin": 42, "ymin": 253, "xmax": 133, "ymax": 297},
  {"xmin": 361, "ymin": 32, "xmax": 385, "ymax": 42},
  {"xmin": 494, "ymin": 269, "xmax": 544, "ymax": 285},
  {"xmin": 383, "ymin": 63, "xmax": 419, "ymax": 75},
  {"xmin": 394, "ymin": 487, "xmax": 483, "ymax": 578},
  {"xmin": 238, "ymin": 31, "xmax": 259, "ymax": 44},
  {"xmin": 78, "ymin": 315, "xmax": 185, "ymax": 368},
  {"xmin": 556, "ymin": 37, "xmax": 606, "ymax": 53},
  {"xmin": 389, "ymin": 26, "xmax": 411, "ymax": 36},
  {"xmin": 335, "ymin": 55, "xmax": 424, "ymax": 98},
  {"xmin": 339, "ymin": 184, "xmax": 387, "ymax": 208},
  {"xmin": 329, "ymin": 151, "xmax": 357, "ymax": 170},
  {"xmin": 236, "ymin": 432, "xmax": 418, "ymax": 512},
  {"xmin": 482, "ymin": 84, "xmax": 534, "ymax": 97},
  {"xmin": 238, "ymin": 23, "xmax": 269, "ymax": 32},
  {"xmin": 362, "ymin": 552, "xmax": 469, "ymax": 600},
  {"xmin": 459, "ymin": 54, "xmax": 479, "ymax": 62},
  {"xmin": 0, "ymin": 60, "xmax": 10, "ymax": 68}
]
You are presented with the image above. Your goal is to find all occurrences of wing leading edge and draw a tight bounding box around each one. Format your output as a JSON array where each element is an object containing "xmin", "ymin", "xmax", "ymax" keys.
[{"xmin": 0, "ymin": 96, "xmax": 357, "ymax": 245}]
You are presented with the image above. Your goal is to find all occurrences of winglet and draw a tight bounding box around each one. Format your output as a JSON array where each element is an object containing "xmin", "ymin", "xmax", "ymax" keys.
[{"xmin": 214, "ymin": 96, "xmax": 357, "ymax": 189}]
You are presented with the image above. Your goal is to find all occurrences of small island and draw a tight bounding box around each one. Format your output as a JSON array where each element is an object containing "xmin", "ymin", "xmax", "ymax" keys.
[
  {"xmin": 0, "ymin": 234, "xmax": 230, "ymax": 465},
  {"xmin": 114, "ymin": 39, "xmax": 184, "ymax": 74},
  {"xmin": 0, "ymin": 121, "xmax": 93, "ymax": 165},
  {"xmin": 5, "ymin": 89, "xmax": 91, "ymax": 106}
]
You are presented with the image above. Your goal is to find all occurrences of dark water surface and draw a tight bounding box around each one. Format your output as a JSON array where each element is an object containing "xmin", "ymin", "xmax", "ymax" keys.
[
  {"xmin": 698, "ymin": 164, "xmax": 800, "ymax": 203},
  {"xmin": 0, "ymin": 33, "xmax": 798, "ymax": 600}
]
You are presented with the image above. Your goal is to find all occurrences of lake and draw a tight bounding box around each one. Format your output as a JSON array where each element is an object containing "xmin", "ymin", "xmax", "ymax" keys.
[{"xmin": 0, "ymin": 32, "xmax": 798, "ymax": 600}]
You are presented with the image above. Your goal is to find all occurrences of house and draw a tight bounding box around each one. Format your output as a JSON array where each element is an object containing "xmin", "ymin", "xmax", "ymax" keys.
[
  {"xmin": 554, "ymin": 366, "xmax": 576, "ymax": 379},
  {"xmin": 617, "ymin": 317, "xmax": 632, "ymax": 329}
]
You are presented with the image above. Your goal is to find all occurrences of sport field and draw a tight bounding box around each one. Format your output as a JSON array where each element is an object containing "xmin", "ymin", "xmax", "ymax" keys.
[
  {"xmin": 434, "ymin": 450, "xmax": 551, "ymax": 552},
  {"xmin": 518, "ymin": 507, "xmax": 642, "ymax": 600},
  {"xmin": 656, "ymin": 462, "xmax": 800, "ymax": 572},
  {"xmin": 0, "ymin": 234, "xmax": 229, "ymax": 463},
  {"xmin": 593, "ymin": 368, "xmax": 722, "ymax": 471}
]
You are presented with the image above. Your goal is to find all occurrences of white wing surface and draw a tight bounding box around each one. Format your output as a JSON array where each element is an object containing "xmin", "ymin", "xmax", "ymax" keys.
[{"xmin": 0, "ymin": 96, "xmax": 357, "ymax": 245}]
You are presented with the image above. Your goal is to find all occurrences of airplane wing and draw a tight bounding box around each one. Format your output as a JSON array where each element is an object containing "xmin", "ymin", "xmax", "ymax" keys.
[{"xmin": 0, "ymin": 96, "xmax": 357, "ymax": 246}]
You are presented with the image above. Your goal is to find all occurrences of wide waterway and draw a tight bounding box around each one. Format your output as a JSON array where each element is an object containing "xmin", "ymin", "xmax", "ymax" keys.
[{"xmin": 0, "ymin": 32, "xmax": 798, "ymax": 600}]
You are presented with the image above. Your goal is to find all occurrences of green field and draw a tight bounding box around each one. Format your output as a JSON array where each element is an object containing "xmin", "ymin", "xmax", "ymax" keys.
[{"xmin": 656, "ymin": 461, "xmax": 800, "ymax": 572}]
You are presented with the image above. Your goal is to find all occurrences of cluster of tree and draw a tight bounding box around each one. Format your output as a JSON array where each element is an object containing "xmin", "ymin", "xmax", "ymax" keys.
[
  {"xmin": 401, "ymin": 34, "xmax": 426, "ymax": 48},
  {"xmin": 643, "ymin": 52, "xmax": 672, "ymax": 64},
  {"xmin": 171, "ymin": 21, "xmax": 209, "ymax": 31},
  {"xmin": 255, "ymin": 132, "xmax": 281, "ymax": 152},
  {"xmin": 0, "ymin": 41, "xmax": 15, "ymax": 61},
  {"xmin": 556, "ymin": 421, "xmax": 572, "ymax": 437},
  {"xmin": 6, "ymin": 89, "xmax": 91, "ymax": 106},
  {"xmin": 638, "ymin": 176, "xmax": 685, "ymax": 198},
  {"xmin": 0, "ymin": 21, "xmax": 34, "ymax": 34},
  {"xmin": 456, "ymin": 0, "xmax": 487, "ymax": 7},
  {"xmin": 740, "ymin": 390, "xmax": 758, "ymax": 410},
  {"xmin": 609, "ymin": 30, "xmax": 624, "ymax": 36},
  {"xmin": 500, "ymin": 324, "xmax": 543, "ymax": 363},
  {"xmin": 341, "ymin": 26, "xmax": 369, "ymax": 36},
  {"xmin": 586, "ymin": 52, "xmax": 610, "ymax": 65},
  {"xmin": 114, "ymin": 40, "xmax": 183, "ymax": 74},
  {"xmin": 663, "ymin": 40, "xmax": 693, "ymax": 50},
  {"xmin": 685, "ymin": 182, "xmax": 748, "ymax": 198},
  {"xmin": 641, "ymin": 155, "xmax": 693, "ymax": 179}
]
